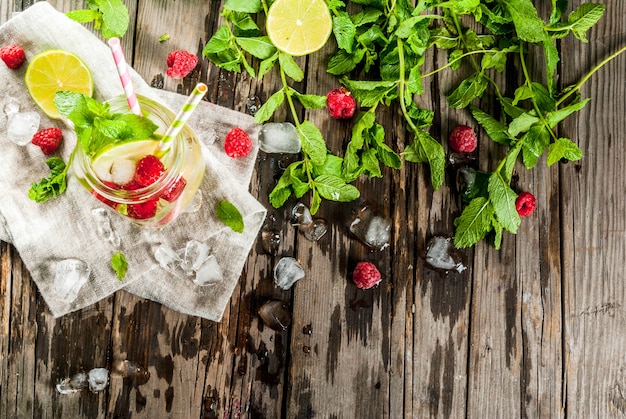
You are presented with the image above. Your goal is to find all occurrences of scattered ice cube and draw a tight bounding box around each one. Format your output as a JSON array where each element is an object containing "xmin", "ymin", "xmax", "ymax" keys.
[
  {"xmin": 54, "ymin": 259, "xmax": 91, "ymax": 303},
  {"xmin": 87, "ymin": 368, "xmax": 109, "ymax": 393},
  {"xmin": 112, "ymin": 360, "xmax": 150, "ymax": 385},
  {"xmin": 259, "ymin": 122, "xmax": 301, "ymax": 154},
  {"xmin": 301, "ymin": 218, "xmax": 328, "ymax": 241},
  {"xmin": 182, "ymin": 240, "xmax": 211, "ymax": 272},
  {"xmin": 246, "ymin": 96, "xmax": 261, "ymax": 115},
  {"xmin": 7, "ymin": 111, "xmax": 40, "ymax": 146},
  {"xmin": 273, "ymin": 257, "xmax": 305, "ymax": 290},
  {"xmin": 3, "ymin": 97, "xmax": 20, "ymax": 117},
  {"xmin": 91, "ymin": 208, "xmax": 121, "ymax": 248},
  {"xmin": 458, "ymin": 167, "xmax": 476, "ymax": 192},
  {"xmin": 56, "ymin": 372, "xmax": 88, "ymax": 394},
  {"xmin": 349, "ymin": 205, "xmax": 391, "ymax": 250},
  {"xmin": 258, "ymin": 300, "xmax": 291, "ymax": 331},
  {"xmin": 110, "ymin": 159, "xmax": 136, "ymax": 186},
  {"xmin": 154, "ymin": 243, "xmax": 181, "ymax": 271},
  {"xmin": 260, "ymin": 214, "xmax": 280, "ymax": 256},
  {"xmin": 425, "ymin": 236, "xmax": 466, "ymax": 273},
  {"xmin": 194, "ymin": 255, "xmax": 224, "ymax": 286},
  {"xmin": 182, "ymin": 190, "xmax": 203, "ymax": 213},
  {"xmin": 291, "ymin": 203, "xmax": 313, "ymax": 226}
]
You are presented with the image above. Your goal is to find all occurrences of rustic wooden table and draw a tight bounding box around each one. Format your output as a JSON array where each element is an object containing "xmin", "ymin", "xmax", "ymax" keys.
[{"xmin": 2, "ymin": 1, "xmax": 625, "ymax": 418}]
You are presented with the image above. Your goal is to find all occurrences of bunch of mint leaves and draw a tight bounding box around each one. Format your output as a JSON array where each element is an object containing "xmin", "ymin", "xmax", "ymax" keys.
[
  {"xmin": 66, "ymin": 0, "xmax": 129, "ymax": 39},
  {"xmin": 204, "ymin": 0, "xmax": 624, "ymax": 249}
]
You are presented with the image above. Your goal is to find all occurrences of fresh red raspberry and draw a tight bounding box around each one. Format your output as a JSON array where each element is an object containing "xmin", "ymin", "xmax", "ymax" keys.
[
  {"xmin": 31, "ymin": 128, "xmax": 63, "ymax": 155},
  {"xmin": 326, "ymin": 87, "xmax": 356, "ymax": 119},
  {"xmin": 449, "ymin": 125, "xmax": 477, "ymax": 153},
  {"xmin": 166, "ymin": 50, "xmax": 198, "ymax": 79},
  {"xmin": 161, "ymin": 176, "xmax": 187, "ymax": 202},
  {"xmin": 91, "ymin": 190, "xmax": 118, "ymax": 209},
  {"xmin": 352, "ymin": 261, "xmax": 382, "ymax": 290},
  {"xmin": 134, "ymin": 155, "xmax": 165, "ymax": 187},
  {"xmin": 1, "ymin": 45, "xmax": 25, "ymax": 69},
  {"xmin": 127, "ymin": 199, "xmax": 159, "ymax": 220},
  {"xmin": 515, "ymin": 191, "xmax": 536, "ymax": 217},
  {"xmin": 224, "ymin": 127, "xmax": 253, "ymax": 158}
]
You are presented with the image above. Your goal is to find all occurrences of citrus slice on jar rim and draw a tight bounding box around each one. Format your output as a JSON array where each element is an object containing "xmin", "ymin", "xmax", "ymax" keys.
[
  {"xmin": 266, "ymin": 0, "xmax": 332, "ymax": 56},
  {"xmin": 25, "ymin": 49, "xmax": 94, "ymax": 120}
]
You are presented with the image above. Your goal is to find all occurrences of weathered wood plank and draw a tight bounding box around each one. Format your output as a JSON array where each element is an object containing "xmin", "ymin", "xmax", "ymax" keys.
[{"xmin": 561, "ymin": 1, "xmax": 626, "ymax": 417}]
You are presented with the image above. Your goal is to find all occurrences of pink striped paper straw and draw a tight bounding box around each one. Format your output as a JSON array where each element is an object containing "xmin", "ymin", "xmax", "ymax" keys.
[{"xmin": 108, "ymin": 37, "xmax": 142, "ymax": 116}]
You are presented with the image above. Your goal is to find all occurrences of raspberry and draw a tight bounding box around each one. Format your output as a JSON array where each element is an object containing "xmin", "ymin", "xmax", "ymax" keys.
[
  {"xmin": 166, "ymin": 50, "xmax": 198, "ymax": 79},
  {"xmin": 224, "ymin": 127, "xmax": 253, "ymax": 158},
  {"xmin": 161, "ymin": 176, "xmax": 187, "ymax": 202},
  {"xmin": 326, "ymin": 87, "xmax": 356, "ymax": 120},
  {"xmin": 31, "ymin": 128, "xmax": 63, "ymax": 155},
  {"xmin": 127, "ymin": 199, "xmax": 159, "ymax": 220},
  {"xmin": 134, "ymin": 155, "xmax": 165, "ymax": 186},
  {"xmin": 1, "ymin": 45, "xmax": 25, "ymax": 69},
  {"xmin": 92, "ymin": 190, "xmax": 118, "ymax": 209},
  {"xmin": 352, "ymin": 261, "xmax": 382, "ymax": 290},
  {"xmin": 515, "ymin": 191, "xmax": 536, "ymax": 217},
  {"xmin": 449, "ymin": 125, "xmax": 477, "ymax": 153}
]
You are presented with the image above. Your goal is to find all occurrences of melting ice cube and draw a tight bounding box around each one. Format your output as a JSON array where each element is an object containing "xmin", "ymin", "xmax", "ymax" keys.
[
  {"xmin": 56, "ymin": 372, "xmax": 88, "ymax": 394},
  {"xmin": 112, "ymin": 360, "xmax": 150, "ymax": 385},
  {"xmin": 54, "ymin": 259, "xmax": 91, "ymax": 303},
  {"xmin": 301, "ymin": 219, "xmax": 328, "ymax": 242},
  {"xmin": 425, "ymin": 236, "xmax": 466, "ymax": 273},
  {"xmin": 182, "ymin": 240, "xmax": 211, "ymax": 273},
  {"xmin": 291, "ymin": 203, "xmax": 313, "ymax": 226},
  {"xmin": 7, "ymin": 111, "xmax": 40, "ymax": 146},
  {"xmin": 154, "ymin": 243, "xmax": 181, "ymax": 271},
  {"xmin": 91, "ymin": 208, "xmax": 121, "ymax": 248},
  {"xmin": 193, "ymin": 255, "xmax": 224, "ymax": 286},
  {"xmin": 3, "ymin": 97, "xmax": 20, "ymax": 117},
  {"xmin": 349, "ymin": 205, "xmax": 391, "ymax": 250},
  {"xmin": 258, "ymin": 300, "xmax": 291, "ymax": 331},
  {"xmin": 259, "ymin": 122, "xmax": 301, "ymax": 154},
  {"xmin": 273, "ymin": 257, "xmax": 305, "ymax": 290},
  {"xmin": 87, "ymin": 368, "xmax": 109, "ymax": 393}
]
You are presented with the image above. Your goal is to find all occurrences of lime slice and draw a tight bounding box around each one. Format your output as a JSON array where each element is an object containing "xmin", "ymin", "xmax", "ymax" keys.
[
  {"xmin": 25, "ymin": 49, "xmax": 94, "ymax": 119},
  {"xmin": 266, "ymin": 0, "xmax": 332, "ymax": 56}
]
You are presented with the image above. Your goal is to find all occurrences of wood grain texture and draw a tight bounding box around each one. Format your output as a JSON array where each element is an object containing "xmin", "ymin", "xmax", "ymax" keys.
[{"xmin": 1, "ymin": 0, "xmax": 625, "ymax": 417}]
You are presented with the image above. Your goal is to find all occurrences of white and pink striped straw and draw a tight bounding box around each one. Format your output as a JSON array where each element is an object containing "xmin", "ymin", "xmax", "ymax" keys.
[{"xmin": 108, "ymin": 37, "xmax": 142, "ymax": 116}]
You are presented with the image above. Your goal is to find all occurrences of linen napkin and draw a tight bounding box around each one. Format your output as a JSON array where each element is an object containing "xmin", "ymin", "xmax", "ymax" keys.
[{"xmin": 0, "ymin": 2, "xmax": 266, "ymax": 321}]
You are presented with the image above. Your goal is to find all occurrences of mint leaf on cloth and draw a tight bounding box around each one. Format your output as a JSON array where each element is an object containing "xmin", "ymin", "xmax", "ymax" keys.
[{"xmin": 216, "ymin": 200, "xmax": 245, "ymax": 233}]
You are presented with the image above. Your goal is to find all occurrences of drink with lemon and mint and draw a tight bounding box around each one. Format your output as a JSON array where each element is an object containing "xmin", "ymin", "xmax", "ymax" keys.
[{"xmin": 69, "ymin": 94, "xmax": 205, "ymax": 228}]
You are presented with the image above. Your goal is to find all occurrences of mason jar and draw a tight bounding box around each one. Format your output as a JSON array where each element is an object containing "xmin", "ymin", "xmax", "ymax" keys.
[{"xmin": 71, "ymin": 94, "xmax": 205, "ymax": 228}]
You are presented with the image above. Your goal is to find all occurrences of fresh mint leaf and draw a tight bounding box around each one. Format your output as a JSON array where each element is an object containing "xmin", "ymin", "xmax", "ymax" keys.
[
  {"xmin": 327, "ymin": 48, "xmax": 366, "ymax": 75},
  {"xmin": 333, "ymin": 12, "xmax": 356, "ymax": 52},
  {"xmin": 235, "ymin": 36, "xmax": 276, "ymax": 59},
  {"xmin": 312, "ymin": 154, "xmax": 344, "ymax": 178},
  {"xmin": 403, "ymin": 130, "xmax": 445, "ymax": 190},
  {"xmin": 269, "ymin": 167, "xmax": 294, "ymax": 209},
  {"xmin": 470, "ymin": 106, "xmax": 510, "ymax": 145},
  {"xmin": 28, "ymin": 157, "xmax": 68, "ymax": 203},
  {"xmin": 454, "ymin": 197, "xmax": 495, "ymax": 248},
  {"xmin": 298, "ymin": 121, "xmax": 327, "ymax": 166},
  {"xmin": 546, "ymin": 99, "xmax": 590, "ymax": 127},
  {"xmin": 508, "ymin": 112, "xmax": 540, "ymax": 137},
  {"xmin": 501, "ymin": 0, "xmax": 545, "ymax": 43},
  {"xmin": 447, "ymin": 73, "xmax": 488, "ymax": 108},
  {"xmin": 224, "ymin": 0, "xmax": 262, "ymax": 13},
  {"xmin": 98, "ymin": 0, "xmax": 129, "ymax": 39},
  {"xmin": 568, "ymin": 3, "xmax": 605, "ymax": 42},
  {"xmin": 278, "ymin": 52, "xmax": 304, "ymax": 82},
  {"xmin": 254, "ymin": 89, "xmax": 285, "ymax": 124},
  {"xmin": 488, "ymin": 172, "xmax": 520, "ymax": 234},
  {"xmin": 258, "ymin": 52, "xmax": 279, "ymax": 79},
  {"xmin": 313, "ymin": 175, "xmax": 360, "ymax": 202},
  {"xmin": 111, "ymin": 251, "xmax": 128, "ymax": 280},
  {"xmin": 521, "ymin": 125, "xmax": 550, "ymax": 169},
  {"xmin": 216, "ymin": 200, "xmax": 244, "ymax": 233},
  {"xmin": 289, "ymin": 88, "xmax": 327, "ymax": 109},
  {"xmin": 361, "ymin": 148, "xmax": 382, "ymax": 177},
  {"xmin": 66, "ymin": 9, "xmax": 99, "ymax": 23},
  {"xmin": 547, "ymin": 138, "xmax": 583, "ymax": 166}
]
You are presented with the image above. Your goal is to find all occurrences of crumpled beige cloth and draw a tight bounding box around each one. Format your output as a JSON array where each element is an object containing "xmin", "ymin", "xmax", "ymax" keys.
[{"xmin": 0, "ymin": 2, "xmax": 266, "ymax": 321}]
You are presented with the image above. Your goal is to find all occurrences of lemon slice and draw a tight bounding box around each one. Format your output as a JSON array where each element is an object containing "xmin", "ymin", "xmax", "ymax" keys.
[
  {"xmin": 25, "ymin": 49, "xmax": 94, "ymax": 119},
  {"xmin": 266, "ymin": 0, "xmax": 332, "ymax": 56}
]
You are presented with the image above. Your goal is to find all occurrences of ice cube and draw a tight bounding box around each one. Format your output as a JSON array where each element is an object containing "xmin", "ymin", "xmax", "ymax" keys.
[
  {"xmin": 260, "ymin": 214, "xmax": 280, "ymax": 256},
  {"xmin": 91, "ymin": 208, "xmax": 121, "ymax": 248},
  {"xmin": 3, "ymin": 97, "xmax": 20, "ymax": 117},
  {"xmin": 7, "ymin": 111, "xmax": 40, "ymax": 146},
  {"xmin": 259, "ymin": 122, "xmax": 301, "ymax": 154},
  {"xmin": 182, "ymin": 240, "xmax": 211, "ymax": 273},
  {"xmin": 291, "ymin": 203, "xmax": 313, "ymax": 226},
  {"xmin": 349, "ymin": 205, "xmax": 391, "ymax": 250},
  {"xmin": 182, "ymin": 190, "xmax": 203, "ymax": 213},
  {"xmin": 154, "ymin": 243, "xmax": 181, "ymax": 271},
  {"xmin": 193, "ymin": 255, "xmax": 224, "ymax": 286},
  {"xmin": 301, "ymin": 218, "xmax": 328, "ymax": 241},
  {"xmin": 425, "ymin": 236, "xmax": 466, "ymax": 273},
  {"xmin": 56, "ymin": 372, "xmax": 88, "ymax": 394},
  {"xmin": 246, "ymin": 96, "xmax": 261, "ymax": 115},
  {"xmin": 258, "ymin": 300, "xmax": 291, "ymax": 331},
  {"xmin": 110, "ymin": 159, "xmax": 136, "ymax": 186},
  {"xmin": 112, "ymin": 360, "xmax": 150, "ymax": 384},
  {"xmin": 54, "ymin": 259, "xmax": 91, "ymax": 303},
  {"xmin": 273, "ymin": 257, "xmax": 305, "ymax": 290},
  {"xmin": 87, "ymin": 368, "xmax": 109, "ymax": 393},
  {"xmin": 199, "ymin": 128, "xmax": 218, "ymax": 145}
]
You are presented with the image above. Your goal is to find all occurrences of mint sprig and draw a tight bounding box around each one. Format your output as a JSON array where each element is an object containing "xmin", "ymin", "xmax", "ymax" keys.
[
  {"xmin": 66, "ymin": 0, "xmax": 129, "ymax": 39},
  {"xmin": 111, "ymin": 251, "xmax": 128, "ymax": 280},
  {"xmin": 28, "ymin": 157, "xmax": 70, "ymax": 203},
  {"xmin": 216, "ymin": 200, "xmax": 245, "ymax": 233}
]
